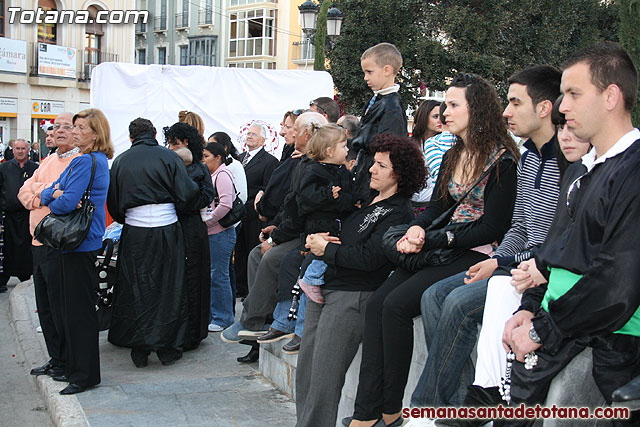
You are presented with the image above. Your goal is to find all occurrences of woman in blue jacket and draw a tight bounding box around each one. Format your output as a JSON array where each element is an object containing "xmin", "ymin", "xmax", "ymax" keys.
[{"xmin": 39, "ymin": 108, "xmax": 113, "ymax": 395}]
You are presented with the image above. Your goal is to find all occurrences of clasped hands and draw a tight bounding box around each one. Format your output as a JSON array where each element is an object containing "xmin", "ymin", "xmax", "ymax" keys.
[{"xmin": 396, "ymin": 225, "xmax": 425, "ymax": 254}]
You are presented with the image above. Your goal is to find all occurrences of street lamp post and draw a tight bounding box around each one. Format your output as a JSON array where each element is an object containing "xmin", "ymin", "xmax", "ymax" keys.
[{"xmin": 296, "ymin": 1, "xmax": 344, "ymax": 69}]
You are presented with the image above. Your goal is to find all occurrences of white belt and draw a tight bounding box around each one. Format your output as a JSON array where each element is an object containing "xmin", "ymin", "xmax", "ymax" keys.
[{"xmin": 125, "ymin": 203, "xmax": 177, "ymax": 227}]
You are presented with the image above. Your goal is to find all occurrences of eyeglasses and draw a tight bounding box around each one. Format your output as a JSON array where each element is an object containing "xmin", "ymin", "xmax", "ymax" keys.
[
  {"xmin": 309, "ymin": 101, "xmax": 327, "ymax": 115},
  {"xmin": 53, "ymin": 124, "xmax": 73, "ymax": 131},
  {"xmin": 290, "ymin": 108, "xmax": 306, "ymax": 116},
  {"xmin": 566, "ymin": 172, "xmax": 587, "ymax": 220}
]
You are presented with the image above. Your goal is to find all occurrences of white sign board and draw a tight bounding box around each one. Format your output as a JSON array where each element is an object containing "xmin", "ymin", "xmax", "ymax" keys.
[
  {"xmin": 0, "ymin": 37, "xmax": 27, "ymax": 73},
  {"xmin": 91, "ymin": 63, "xmax": 335, "ymax": 159},
  {"xmin": 31, "ymin": 99, "xmax": 65, "ymax": 118},
  {"xmin": 38, "ymin": 43, "xmax": 77, "ymax": 78},
  {"xmin": 0, "ymin": 97, "xmax": 18, "ymax": 117}
]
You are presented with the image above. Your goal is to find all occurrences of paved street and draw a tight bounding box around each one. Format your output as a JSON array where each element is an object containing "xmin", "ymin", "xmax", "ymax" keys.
[
  {"xmin": 8, "ymin": 280, "xmax": 297, "ymax": 427},
  {"xmin": 0, "ymin": 278, "xmax": 54, "ymax": 427}
]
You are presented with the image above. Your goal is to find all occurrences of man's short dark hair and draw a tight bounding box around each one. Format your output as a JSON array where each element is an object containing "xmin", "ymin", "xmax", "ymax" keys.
[
  {"xmin": 312, "ymin": 97, "xmax": 340, "ymax": 123},
  {"xmin": 562, "ymin": 41, "xmax": 638, "ymax": 113},
  {"xmin": 508, "ymin": 65, "xmax": 562, "ymax": 106},
  {"xmin": 129, "ymin": 118, "xmax": 156, "ymax": 139}
]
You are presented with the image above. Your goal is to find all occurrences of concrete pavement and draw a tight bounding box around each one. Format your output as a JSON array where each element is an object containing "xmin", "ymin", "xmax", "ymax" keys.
[{"xmin": 9, "ymin": 280, "xmax": 297, "ymax": 427}]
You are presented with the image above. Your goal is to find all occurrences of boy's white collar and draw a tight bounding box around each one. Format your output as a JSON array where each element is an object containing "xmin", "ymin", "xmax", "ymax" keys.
[{"xmin": 374, "ymin": 84, "xmax": 400, "ymax": 96}]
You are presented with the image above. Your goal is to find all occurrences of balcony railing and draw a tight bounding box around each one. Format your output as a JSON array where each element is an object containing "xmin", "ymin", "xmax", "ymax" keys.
[
  {"xmin": 199, "ymin": 8, "xmax": 213, "ymax": 25},
  {"xmin": 135, "ymin": 22, "xmax": 147, "ymax": 34},
  {"xmin": 79, "ymin": 52, "xmax": 119, "ymax": 81},
  {"xmin": 154, "ymin": 16, "xmax": 167, "ymax": 31},
  {"xmin": 176, "ymin": 13, "xmax": 189, "ymax": 29}
]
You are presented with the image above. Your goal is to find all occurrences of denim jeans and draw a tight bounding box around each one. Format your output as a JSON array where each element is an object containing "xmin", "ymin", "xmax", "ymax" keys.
[
  {"xmin": 302, "ymin": 259, "xmax": 327, "ymax": 286},
  {"xmin": 410, "ymin": 271, "xmax": 489, "ymax": 408},
  {"xmin": 272, "ymin": 293, "xmax": 306, "ymax": 337},
  {"xmin": 209, "ymin": 227, "xmax": 236, "ymax": 328}
]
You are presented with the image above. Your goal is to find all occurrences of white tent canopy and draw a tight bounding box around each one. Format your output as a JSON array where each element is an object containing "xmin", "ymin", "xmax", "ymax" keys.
[{"xmin": 90, "ymin": 62, "xmax": 335, "ymax": 159}]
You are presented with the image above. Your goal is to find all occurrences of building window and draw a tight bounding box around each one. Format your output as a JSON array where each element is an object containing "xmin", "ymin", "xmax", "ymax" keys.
[
  {"xmin": 138, "ymin": 49, "xmax": 146, "ymax": 65},
  {"xmin": 188, "ymin": 37, "xmax": 217, "ymax": 66},
  {"xmin": 199, "ymin": 0, "xmax": 213, "ymax": 25},
  {"xmin": 37, "ymin": 0, "xmax": 57, "ymax": 44},
  {"xmin": 84, "ymin": 6, "xmax": 104, "ymax": 66},
  {"xmin": 155, "ymin": 0, "xmax": 167, "ymax": 31},
  {"xmin": 158, "ymin": 47, "xmax": 166, "ymax": 65},
  {"xmin": 180, "ymin": 45, "xmax": 188, "ymax": 65},
  {"xmin": 227, "ymin": 61, "xmax": 275, "ymax": 69},
  {"xmin": 228, "ymin": 9, "xmax": 275, "ymax": 58},
  {"xmin": 229, "ymin": 0, "xmax": 275, "ymax": 5}
]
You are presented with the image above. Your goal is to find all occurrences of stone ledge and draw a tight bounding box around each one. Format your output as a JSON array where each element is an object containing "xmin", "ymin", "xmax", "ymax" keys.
[{"xmin": 259, "ymin": 317, "xmax": 607, "ymax": 427}]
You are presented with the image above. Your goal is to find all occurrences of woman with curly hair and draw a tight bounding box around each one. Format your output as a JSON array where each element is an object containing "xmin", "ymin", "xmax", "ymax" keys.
[
  {"xmin": 295, "ymin": 133, "xmax": 426, "ymax": 427},
  {"xmin": 345, "ymin": 73, "xmax": 520, "ymax": 427},
  {"xmin": 164, "ymin": 122, "xmax": 215, "ymax": 350}
]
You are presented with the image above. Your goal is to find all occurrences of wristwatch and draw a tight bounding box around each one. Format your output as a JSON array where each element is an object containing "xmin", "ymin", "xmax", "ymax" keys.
[
  {"xmin": 267, "ymin": 237, "xmax": 277, "ymax": 247},
  {"xmin": 446, "ymin": 231, "xmax": 455, "ymax": 248},
  {"xmin": 529, "ymin": 324, "xmax": 541, "ymax": 344}
]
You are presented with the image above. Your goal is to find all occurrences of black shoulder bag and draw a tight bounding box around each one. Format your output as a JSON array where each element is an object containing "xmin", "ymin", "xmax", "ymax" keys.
[
  {"xmin": 383, "ymin": 152, "xmax": 511, "ymax": 272},
  {"xmin": 34, "ymin": 154, "xmax": 96, "ymax": 251},
  {"xmin": 212, "ymin": 170, "xmax": 246, "ymax": 228}
]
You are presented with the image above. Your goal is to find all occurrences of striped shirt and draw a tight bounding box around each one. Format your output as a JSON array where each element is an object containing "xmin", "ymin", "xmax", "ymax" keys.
[
  {"xmin": 413, "ymin": 131, "xmax": 457, "ymax": 202},
  {"xmin": 493, "ymin": 137, "xmax": 560, "ymax": 266}
]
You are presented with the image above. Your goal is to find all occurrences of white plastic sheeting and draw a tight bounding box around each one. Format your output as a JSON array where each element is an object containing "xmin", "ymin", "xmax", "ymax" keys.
[{"xmin": 90, "ymin": 62, "xmax": 334, "ymax": 159}]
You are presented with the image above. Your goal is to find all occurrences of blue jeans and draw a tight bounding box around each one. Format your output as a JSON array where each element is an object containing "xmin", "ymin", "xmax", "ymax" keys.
[
  {"xmin": 302, "ymin": 260, "xmax": 327, "ymax": 286},
  {"xmin": 208, "ymin": 228, "xmax": 236, "ymax": 328},
  {"xmin": 271, "ymin": 293, "xmax": 306, "ymax": 337},
  {"xmin": 410, "ymin": 271, "xmax": 489, "ymax": 407}
]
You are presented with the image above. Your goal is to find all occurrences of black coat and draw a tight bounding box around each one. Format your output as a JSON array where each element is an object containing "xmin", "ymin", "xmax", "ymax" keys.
[
  {"xmin": 350, "ymin": 91, "xmax": 408, "ymax": 204},
  {"xmin": 256, "ymin": 157, "xmax": 301, "ymax": 222},
  {"xmin": 280, "ymin": 143, "xmax": 296, "ymax": 163},
  {"xmin": 107, "ymin": 134, "xmax": 199, "ymax": 223},
  {"xmin": 0, "ymin": 159, "xmax": 38, "ymax": 212},
  {"xmin": 179, "ymin": 162, "xmax": 214, "ymax": 349},
  {"xmin": 238, "ymin": 147, "xmax": 279, "ymax": 204},
  {"xmin": 270, "ymin": 157, "xmax": 312, "ymax": 245},
  {"xmin": 296, "ymin": 161, "xmax": 356, "ymax": 237}
]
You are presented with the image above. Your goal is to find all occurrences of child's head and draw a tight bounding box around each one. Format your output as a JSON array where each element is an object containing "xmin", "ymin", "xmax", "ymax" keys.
[
  {"xmin": 306, "ymin": 124, "xmax": 348, "ymax": 164},
  {"xmin": 344, "ymin": 139, "xmax": 358, "ymax": 171},
  {"xmin": 175, "ymin": 147, "xmax": 193, "ymax": 166},
  {"xmin": 361, "ymin": 43, "xmax": 402, "ymax": 92}
]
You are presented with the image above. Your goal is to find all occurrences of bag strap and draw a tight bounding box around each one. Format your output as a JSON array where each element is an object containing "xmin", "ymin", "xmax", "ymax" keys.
[
  {"xmin": 212, "ymin": 169, "xmax": 239, "ymax": 206},
  {"xmin": 82, "ymin": 153, "xmax": 97, "ymax": 200},
  {"xmin": 425, "ymin": 150, "xmax": 511, "ymax": 232}
]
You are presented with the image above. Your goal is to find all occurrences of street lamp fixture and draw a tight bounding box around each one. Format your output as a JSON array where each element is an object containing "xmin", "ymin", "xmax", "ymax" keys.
[
  {"xmin": 299, "ymin": 0, "xmax": 319, "ymax": 33},
  {"xmin": 326, "ymin": 5, "xmax": 344, "ymax": 38}
]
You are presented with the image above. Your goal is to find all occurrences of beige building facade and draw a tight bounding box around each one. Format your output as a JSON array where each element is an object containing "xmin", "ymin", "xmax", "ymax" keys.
[{"xmin": 0, "ymin": 0, "xmax": 136, "ymax": 153}]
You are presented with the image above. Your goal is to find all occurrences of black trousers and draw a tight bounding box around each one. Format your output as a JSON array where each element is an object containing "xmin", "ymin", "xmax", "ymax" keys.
[
  {"xmin": 353, "ymin": 251, "xmax": 487, "ymax": 420},
  {"xmin": 234, "ymin": 205, "xmax": 263, "ymax": 297},
  {"xmin": 505, "ymin": 333, "xmax": 640, "ymax": 427},
  {"xmin": 32, "ymin": 245, "xmax": 66, "ymax": 368},
  {"xmin": 61, "ymin": 250, "xmax": 100, "ymax": 388}
]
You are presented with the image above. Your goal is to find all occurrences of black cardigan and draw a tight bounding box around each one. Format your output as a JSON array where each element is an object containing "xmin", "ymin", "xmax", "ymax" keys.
[{"xmin": 410, "ymin": 150, "xmax": 518, "ymax": 250}]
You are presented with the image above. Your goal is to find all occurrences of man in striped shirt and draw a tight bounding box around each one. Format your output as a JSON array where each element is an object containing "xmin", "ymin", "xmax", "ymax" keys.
[{"xmin": 407, "ymin": 65, "xmax": 563, "ymax": 423}]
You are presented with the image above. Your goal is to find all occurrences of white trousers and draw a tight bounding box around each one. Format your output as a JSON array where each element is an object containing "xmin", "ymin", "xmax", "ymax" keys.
[{"xmin": 473, "ymin": 275, "xmax": 522, "ymax": 388}]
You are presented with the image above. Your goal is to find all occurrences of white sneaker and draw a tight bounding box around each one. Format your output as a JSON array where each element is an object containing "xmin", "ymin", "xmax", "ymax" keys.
[
  {"xmin": 208, "ymin": 323, "xmax": 224, "ymax": 332},
  {"xmin": 404, "ymin": 418, "xmax": 436, "ymax": 427}
]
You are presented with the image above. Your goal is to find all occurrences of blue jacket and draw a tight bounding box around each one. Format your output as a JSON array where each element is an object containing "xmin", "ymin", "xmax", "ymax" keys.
[{"xmin": 40, "ymin": 152, "xmax": 110, "ymax": 252}]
